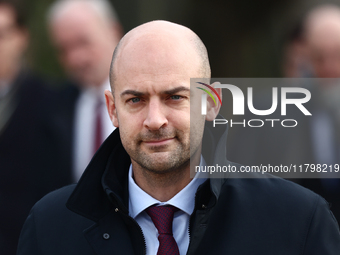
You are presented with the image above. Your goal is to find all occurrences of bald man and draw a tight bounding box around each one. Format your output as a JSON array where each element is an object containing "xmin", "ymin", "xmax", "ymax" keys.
[
  {"xmin": 48, "ymin": 0, "xmax": 122, "ymax": 181},
  {"xmin": 17, "ymin": 21, "xmax": 340, "ymax": 255}
]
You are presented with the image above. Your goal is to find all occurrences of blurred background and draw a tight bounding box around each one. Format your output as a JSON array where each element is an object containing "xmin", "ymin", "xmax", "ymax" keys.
[
  {"xmin": 22, "ymin": 0, "xmax": 336, "ymax": 79},
  {"xmin": 2, "ymin": 0, "xmax": 340, "ymax": 254}
]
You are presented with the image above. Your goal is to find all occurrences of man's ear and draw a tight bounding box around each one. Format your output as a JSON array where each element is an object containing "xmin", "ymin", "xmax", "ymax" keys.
[
  {"xmin": 104, "ymin": 90, "xmax": 119, "ymax": 127},
  {"xmin": 205, "ymin": 82, "xmax": 222, "ymax": 121}
]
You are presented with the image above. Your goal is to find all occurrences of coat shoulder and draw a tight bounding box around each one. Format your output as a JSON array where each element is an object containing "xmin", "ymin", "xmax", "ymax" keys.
[
  {"xmin": 18, "ymin": 187, "xmax": 97, "ymax": 254},
  {"xmin": 30, "ymin": 184, "xmax": 94, "ymax": 226},
  {"xmin": 33, "ymin": 184, "xmax": 76, "ymax": 212}
]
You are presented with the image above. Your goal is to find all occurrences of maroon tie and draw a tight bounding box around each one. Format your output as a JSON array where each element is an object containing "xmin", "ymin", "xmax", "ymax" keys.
[
  {"xmin": 146, "ymin": 205, "xmax": 180, "ymax": 255},
  {"xmin": 93, "ymin": 99, "xmax": 103, "ymax": 155}
]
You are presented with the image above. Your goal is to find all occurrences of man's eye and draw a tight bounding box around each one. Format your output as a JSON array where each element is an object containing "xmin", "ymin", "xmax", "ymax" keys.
[
  {"xmin": 130, "ymin": 97, "xmax": 140, "ymax": 103},
  {"xmin": 170, "ymin": 95, "xmax": 182, "ymax": 100}
]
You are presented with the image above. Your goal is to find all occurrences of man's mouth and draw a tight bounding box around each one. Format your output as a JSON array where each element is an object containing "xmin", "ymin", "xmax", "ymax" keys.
[{"xmin": 143, "ymin": 138, "xmax": 175, "ymax": 146}]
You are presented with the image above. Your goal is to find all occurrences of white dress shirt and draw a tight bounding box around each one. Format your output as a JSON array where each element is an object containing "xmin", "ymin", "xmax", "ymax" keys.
[
  {"xmin": 73, "ymin": 78, "xmax": 115, "ymax": 181},
  {"xmin": 128, "ymin": 157, "xmax": 207, "ymax": 255}
]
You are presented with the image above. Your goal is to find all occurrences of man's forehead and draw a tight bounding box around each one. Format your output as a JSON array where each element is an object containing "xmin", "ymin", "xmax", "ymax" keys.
[
  {"xmin": 0, "ymin": 5, "xmax": 15, "ymax": 24},
  {"xmin": 115, "ymin": 21, "xmax": 196, "ymax": 61},
  {"xmin": 53, "ymin": 9, "xmax": 94, "ymax": 29},
  {"xmin": 51, "ymin": 8, "xmax": 102, "ymax": 45},
  {"xmin": 121, "ymin": 33, "xmax": 194, "ymax": 59},
  {"xmin": 51, "ymin": 2, "xmax": 106, "ymax": 35},
  {"xmin": 308, "ymin": 22, "xmax": 340, "ymax": 48},
  {"xmin": 114, "ymin": 35, "xmax": 200, "ymax": 79},
  {"xmin": 117, "ymin": 79, "xmax": 191, "ymax": 94},
  {"xmin": 305, "ymin": 8, "xmax": 340, "ymax": 40},
  {"xmin": 109, "ymin": 21, "xmax": 208, "ymax": 93}
]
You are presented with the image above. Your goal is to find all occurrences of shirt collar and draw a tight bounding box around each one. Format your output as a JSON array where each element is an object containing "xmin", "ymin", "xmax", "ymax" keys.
[{"xmin": 128, "ymin": 156, "xmax": 207, "ymax": 218}]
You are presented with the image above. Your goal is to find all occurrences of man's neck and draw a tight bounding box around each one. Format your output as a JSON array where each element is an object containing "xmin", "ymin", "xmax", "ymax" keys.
[
  {"xmin": 131, "ymin": 162, "xmax": 191, "ymax": 202},
  {"xmin": 131, "ymin": 150, "xmax": 201, "ymax": 202}
]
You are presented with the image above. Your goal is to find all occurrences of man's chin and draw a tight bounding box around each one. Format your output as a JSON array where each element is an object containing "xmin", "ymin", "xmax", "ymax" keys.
[{"xmin": 135, "ymin": 152, "xmax": 190, "ymax": 174}]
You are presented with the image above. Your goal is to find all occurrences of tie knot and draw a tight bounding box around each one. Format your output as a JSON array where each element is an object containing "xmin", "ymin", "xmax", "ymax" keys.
[{"xmin": 146, "ymin": 205, "xmax": 178, "ymax": 234}]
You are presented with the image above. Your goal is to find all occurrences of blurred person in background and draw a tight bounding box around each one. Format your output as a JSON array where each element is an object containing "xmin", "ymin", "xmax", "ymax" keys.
[
  {"xmin": 47, "ymin": 0, "xmax": 122, "ymax": 182},
  {"xmin": 305, "ymin": 5, "xmax": 340, "ymax": 79},
  {"xmin": 298, "ymin": 4, "xmax": 340, "ymax": 223},
  {"xmin": 228, "ymin": 4, "xmax": 340, "ymax": 222},
  {"xmin": 0, "ymin": 1, "xmax": 71, "ymax": 254}
]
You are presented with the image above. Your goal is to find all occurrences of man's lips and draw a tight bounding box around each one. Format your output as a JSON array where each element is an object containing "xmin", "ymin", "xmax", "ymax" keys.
[{"xmin": 143, "ymin": 138, "xmax": 175, "ymax": 146}]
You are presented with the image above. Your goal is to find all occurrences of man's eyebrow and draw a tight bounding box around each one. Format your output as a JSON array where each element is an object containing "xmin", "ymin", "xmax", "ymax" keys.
[
  {"xmin": 163, "ymin": 86, "xmax": 190, "ymax": 95},
  {"xmin": 120, "ymin": 86, "xmax": 190, "ymax": 97},
  {"xmin": 120, "ymin": 90, "xmax": 147, "ymax": 97}
]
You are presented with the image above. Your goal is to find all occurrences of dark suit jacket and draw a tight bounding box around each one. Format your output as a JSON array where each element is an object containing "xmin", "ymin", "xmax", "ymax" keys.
[{"xmin": 0, "ymin": 70, "xmax": 73, "ymax": 255}]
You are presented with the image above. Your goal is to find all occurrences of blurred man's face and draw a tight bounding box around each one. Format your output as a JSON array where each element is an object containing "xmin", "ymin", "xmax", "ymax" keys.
[
  {"xmin": 106, "ymin": 32, "xmax": 206, "ymax": 173},
  {"xmin": 50, "ymin": 6, "xmax": 120, "ymax": 87},
  {"xmin": 0, "ymin": 5, "xmax": 27, "ymax": 81},
  {"xmin": 306, "ymin": 18, "xmax": 340, "ymax": 78}
]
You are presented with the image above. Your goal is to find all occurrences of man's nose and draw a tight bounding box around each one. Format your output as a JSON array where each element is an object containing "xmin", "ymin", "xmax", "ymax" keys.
[
  {"xmin": 65, "ymin": 47, "xmax": 87, "ymax": 68},
  {"xmin": 143, "ymin": 99, "xmax": 168, "ymax": 130}
]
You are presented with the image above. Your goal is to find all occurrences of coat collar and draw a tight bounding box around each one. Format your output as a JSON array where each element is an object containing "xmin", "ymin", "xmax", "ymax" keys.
[{"xmin": 66, "ymin": 115, "xmax": 231, "ymax": 222}]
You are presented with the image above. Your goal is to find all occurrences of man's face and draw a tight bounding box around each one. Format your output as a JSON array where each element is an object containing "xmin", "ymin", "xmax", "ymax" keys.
[
  {"xmin": 308, "ymin": 36, "xmax": 340, "ymax": 78},
  {"xmin": 50, "ymin": 7, "xmax": 119, "ymax": 87},
  {"xmin": 108, "ymin": 34, "xmax": 205, "ymax": 173},
  {"xmin": 0, "ymin": 5, "xmax": 27, "ymax": 79}
]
